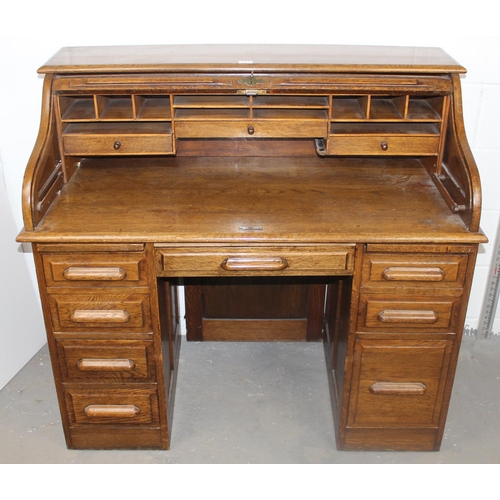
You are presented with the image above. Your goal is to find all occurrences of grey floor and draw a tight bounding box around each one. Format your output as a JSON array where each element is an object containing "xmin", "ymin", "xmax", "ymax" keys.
[{"xmin": 1, "ymin": 336, "xmax": 499, "ymax": 464}]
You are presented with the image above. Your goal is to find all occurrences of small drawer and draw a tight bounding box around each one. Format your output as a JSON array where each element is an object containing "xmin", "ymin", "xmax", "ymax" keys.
[
  {"xmin": 347, "ymin": 338, "xmax": 453, "ymax": 427},
  {"xmin": 62, "ymin": 123, "xmax": 174, "ymax": 156},
  {"xmin": 64, "ymin": 388, "xmax": 160, "ymax": 425},
  {"xmin": 42, "ymin": 252, "xmax": 148, "ymax": 287},
  {"xmin": 326, "ymin": 135, "xmax": 439, "ymax": 156},
  {"xmin": 48, "ymin": 292, "xmax": 152, "ymax": 333},
  {"xmin": 361, "ymin": 253, "xmax": 468, "ymax": 289},
  {"xmin": 174, "ymin": 120, "xmax": 328, "ymax": 139},
  {"xmin": 155, "ymin": 245, "xmax": 355, "ymax": 277},
  {"xmin": 358, "ymin": 295, "xmax": 460, "ymax": 332},
  {"xmin": 56, "ymin": 339, "xmax": 156, "ymax": 382}
]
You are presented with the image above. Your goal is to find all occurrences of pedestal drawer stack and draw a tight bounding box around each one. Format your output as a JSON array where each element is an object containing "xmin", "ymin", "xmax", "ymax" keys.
[
  {"xmin": 34, "ymin": 243, "xmax": 167, "ymax": 449},
  {"xmin": 341, "ymin": 244, "xmax": 475, "ymax": 451}
]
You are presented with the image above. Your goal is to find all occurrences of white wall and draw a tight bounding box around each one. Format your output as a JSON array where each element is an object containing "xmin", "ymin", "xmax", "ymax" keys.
[{"xmin": 1, "ymin": 2, "xmax": 499, "ymax": 387}]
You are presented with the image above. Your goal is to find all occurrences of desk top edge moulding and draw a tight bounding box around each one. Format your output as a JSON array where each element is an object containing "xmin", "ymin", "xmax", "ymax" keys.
[{"xmin": 17, "ymin": 44, "xmax": 486, "ymax": 452}]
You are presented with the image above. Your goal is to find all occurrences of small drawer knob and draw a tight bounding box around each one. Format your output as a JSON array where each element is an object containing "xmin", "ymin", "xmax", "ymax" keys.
[
  {"xmin": 113, "ymin": 141, "xmax": 122, "ymax": 150},
  {"xmin": 380, "ymin": 141, "xmax": 388, "ymax": 151},
  {"xmin": 247, "ymin": 126, "xmax": 255, "ymax": 135}
]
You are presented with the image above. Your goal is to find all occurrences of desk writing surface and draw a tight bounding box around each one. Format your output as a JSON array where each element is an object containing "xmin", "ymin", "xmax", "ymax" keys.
[{"xmin": 24, "ymin": 156, "xmax": 483, "ymax": 244}]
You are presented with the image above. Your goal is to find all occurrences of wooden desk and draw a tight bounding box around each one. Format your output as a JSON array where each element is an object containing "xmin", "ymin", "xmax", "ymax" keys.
[{"xmin": 17, "ymin": 45, "xmax": 486, "ymax": 451}]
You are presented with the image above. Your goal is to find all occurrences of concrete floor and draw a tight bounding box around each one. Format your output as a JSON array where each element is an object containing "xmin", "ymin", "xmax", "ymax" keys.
[{"xmin": 1, "ymin": 336, "xmax": 499, "ymax": 464}]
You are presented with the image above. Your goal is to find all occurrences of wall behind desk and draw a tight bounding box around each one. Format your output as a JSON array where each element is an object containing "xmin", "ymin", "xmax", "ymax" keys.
[{"xmin": 1, "ymin": 2, "xmax": 499, "ymax": 387}]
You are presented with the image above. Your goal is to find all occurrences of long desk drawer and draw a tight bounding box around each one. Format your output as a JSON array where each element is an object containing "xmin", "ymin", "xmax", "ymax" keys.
[{"xmin": 155, "ymin": 245, "xmax": 355, "ymax": 277}]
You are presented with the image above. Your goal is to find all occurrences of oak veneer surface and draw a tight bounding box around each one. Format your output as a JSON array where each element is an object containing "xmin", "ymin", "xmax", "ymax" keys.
[
  {"xmin": 39, "ymin": 45, "xmax": 465, "ymax": 74},
  {"xmin": 20, "ymin": 156, "xmax": 484, "ymax": 244}
]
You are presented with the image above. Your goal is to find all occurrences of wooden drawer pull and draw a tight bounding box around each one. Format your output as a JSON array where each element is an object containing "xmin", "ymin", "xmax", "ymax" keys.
[
  {"xmin": 63, "ymin": 266, "xmax": 127, "ymax": 281},
  {"xmin": 221, "ymin": 257, "xmax": 288, "ymax": 271},
  {"xmin": 84, "ymin": 404, "xmax": 140, "ymax": 418},
  {"xmin": 377, "ymin": 309, "xmax": 438, "ymax": 324},
  {"xmin": 77, "ymin": 358, "xmax": 136, "ymax": 371},
  {"xmin": 70, "ymin": 309, "xmax": 130, "ymax": 323},
  {"xmin": 382, "ymin": 266, "xmax": 445, "ymax": 282},
  {"xmin": 370, "ymin": 382, "xmax": 427, "ymax": 395}
]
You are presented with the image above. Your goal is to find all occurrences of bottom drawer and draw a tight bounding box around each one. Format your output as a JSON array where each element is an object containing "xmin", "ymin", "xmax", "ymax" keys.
[
  {"xmin": 348, "ymin": 339, "xmax": 453, "ymax": 427},
  {"xmin": 65, "ymin": 388, "xmax": 160, "ymax": 425}
]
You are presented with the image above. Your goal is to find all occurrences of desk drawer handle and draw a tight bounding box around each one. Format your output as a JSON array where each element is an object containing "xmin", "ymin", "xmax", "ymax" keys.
[
  {"xmin": 247, "ymin": 125, "xmax": 255, "ymax": 135},
  {"xmin": 377, "ymin": 309, "xmax": 438, "ymax": 324},
  {"xmin": 63, "ymin": 266, "xmax": 127, "ymax": 281},
  {"xmin": 370, "ymin": 382, "xmax": 427, "ymax": 395},
  {"xmin": 221, "ymin": 257, "xmax": 288, "ymax": 271},
  {"xmin": 70, "ymin": 309, "xmax": 130, "ymax": 323},
  {"xmin": 380, "ymin": 141, "xmax": 388, "ymax": 151},
  {"xmin": 84, "ymin": 404, "xmax": 140, "ymax": 418},
  {"xmin": 77, "ymin": 358, "xmax": 136, "ymax": 371},
  {"xmin": 382, "ymin": 266, "xmax": 445, "ymax": 282},
  {"xmin": 113, "ymin": 141, "xmax": 122, "ymax": 150}
]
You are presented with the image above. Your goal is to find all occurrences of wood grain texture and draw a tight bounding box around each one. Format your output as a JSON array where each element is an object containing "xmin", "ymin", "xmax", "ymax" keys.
[
  {"xmin": 38, "ymin": 44, "xmax": 465, "ymax": 74},
  {"xmin": 18, "ymin": 156, "xmax": 486, "ymax": 244},
  {"xmin": 18, "ymin": 45, "xmax": 485, "ymax": 453}
]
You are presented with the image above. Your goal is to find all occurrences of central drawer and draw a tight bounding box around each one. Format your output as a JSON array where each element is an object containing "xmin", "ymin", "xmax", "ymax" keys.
[
  {"xmin": 174, "ymin": 120, "xmax": 328, "ymax": 139},
  {"xmin": 155, "ymin": 245, "xmax": 355, "ymax": 277}
]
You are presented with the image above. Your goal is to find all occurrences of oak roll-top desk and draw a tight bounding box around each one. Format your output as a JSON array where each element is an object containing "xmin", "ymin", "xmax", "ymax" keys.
[{"xmin": 17, "ymin": 45, "xmax": 486, "ymax": 451}]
